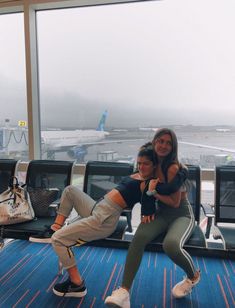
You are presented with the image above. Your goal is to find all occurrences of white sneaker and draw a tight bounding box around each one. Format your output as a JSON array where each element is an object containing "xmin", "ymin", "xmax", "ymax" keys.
[
  {"xmin": 105, "ymin": 287, "xmax": 130, "ymax": 308},
  {"xmin": 172, "ymin": 271, "xmax": 201, "ymax": 298}
]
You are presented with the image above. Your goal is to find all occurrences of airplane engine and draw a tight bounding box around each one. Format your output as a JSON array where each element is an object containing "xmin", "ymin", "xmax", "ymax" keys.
[{"xmin": 67, "ymin": 146, "xmax": 88, "ymax": 162}]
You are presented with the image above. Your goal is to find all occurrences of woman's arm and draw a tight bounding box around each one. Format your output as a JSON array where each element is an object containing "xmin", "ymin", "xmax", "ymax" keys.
[
  {"xmin": 151, "ymin": 164, "xmax": 182, "ymax": 208},
  {"xmin": 156, "ymin": 167, "xmax": 187, "ymax": 194},
  {"xmin": 140, "ymin": 180, "xmax": 157, "ymax": 216},
  {"xmin": 147, "ymin": 166, "xmax": 187, "ymax": 195}
]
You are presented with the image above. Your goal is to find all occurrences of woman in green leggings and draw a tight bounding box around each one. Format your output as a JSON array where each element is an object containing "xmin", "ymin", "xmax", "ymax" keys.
[{"xmin": 105, "ymin": 128, "xmax": 200, "ymax": 308}]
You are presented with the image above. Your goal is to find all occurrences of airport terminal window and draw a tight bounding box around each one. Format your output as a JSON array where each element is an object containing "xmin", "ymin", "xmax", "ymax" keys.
[
  {"xmin": 0, "ymin": 13, "xmax": 28, "ymax": 160},
  {"xmin": 0, "ymin": 1, "xmax": 219, "ymax": 167},
  {"xmin": 36, "ymin": 1, "xmax": 235, "ymax": 167}
]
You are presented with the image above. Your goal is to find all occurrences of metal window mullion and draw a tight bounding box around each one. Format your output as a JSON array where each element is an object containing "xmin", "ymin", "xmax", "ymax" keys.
[{"xmin": 24, "ymin": 2, "xmax": 41, "ymax": 160}]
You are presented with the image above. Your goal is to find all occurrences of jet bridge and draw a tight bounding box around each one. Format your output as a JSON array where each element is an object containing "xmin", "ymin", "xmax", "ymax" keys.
[{"xmin": 0, "ymin": 127, "xmax": 28, "ymax": 158}]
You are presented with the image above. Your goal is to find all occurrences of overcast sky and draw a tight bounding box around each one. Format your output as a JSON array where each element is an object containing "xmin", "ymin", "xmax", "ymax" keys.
[{"xmin": 1, "ymin": 0, "xmax": 235, "ymax": 128}]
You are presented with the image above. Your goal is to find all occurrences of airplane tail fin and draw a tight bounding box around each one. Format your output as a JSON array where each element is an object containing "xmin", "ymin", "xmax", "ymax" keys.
[{"xmin": 96, "ymin": 110, "xmax": 108, "ymax": 131}]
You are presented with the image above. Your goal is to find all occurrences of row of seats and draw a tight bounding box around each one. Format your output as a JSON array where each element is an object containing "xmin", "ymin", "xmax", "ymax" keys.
[
  {"xmin": 0, "ymin": 159, "xmax": 234, "ymax": 253},
  {"xmin": 83, "ymin": 161, "xmax": 205, "ymax": 248},
  {"xmin": 0, "ymin": 159, "xmax": 74, "ymax": 241}
]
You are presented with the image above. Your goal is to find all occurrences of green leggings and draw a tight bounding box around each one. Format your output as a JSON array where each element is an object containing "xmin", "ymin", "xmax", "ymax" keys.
[{"xmin": 122, "ymin": 200, "xmax": 196, "ymax": 289}]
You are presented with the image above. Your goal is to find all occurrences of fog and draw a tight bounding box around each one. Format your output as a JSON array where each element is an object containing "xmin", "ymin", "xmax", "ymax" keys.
[{"xmin": 0, "ymin": 0, "xmax": 235, "ymax": 128}]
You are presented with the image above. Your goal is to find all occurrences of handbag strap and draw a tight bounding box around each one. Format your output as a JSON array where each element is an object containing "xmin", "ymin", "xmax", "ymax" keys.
[
  {"xmin": 9, "ymin": 176, "xmax": 19, "ymax": 189},
  {"xmin": 0, "ymin": 197, "xmax": 14, "ymax": 204}
]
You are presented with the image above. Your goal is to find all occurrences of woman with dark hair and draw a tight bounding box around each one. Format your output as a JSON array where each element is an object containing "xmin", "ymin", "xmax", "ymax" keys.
[
  {"xmin": 30, "ymin": 142, "xmax": 186, "ymax": 298},
  {"xmin": 105, "ymin": 128, "xmax": 200, "ymax": 308}
]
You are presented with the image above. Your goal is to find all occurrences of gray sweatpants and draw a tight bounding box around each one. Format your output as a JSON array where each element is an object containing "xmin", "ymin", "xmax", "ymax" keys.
[{"xmin": 51, "ymin": 185, "xmax": 122, "ymax": 269}]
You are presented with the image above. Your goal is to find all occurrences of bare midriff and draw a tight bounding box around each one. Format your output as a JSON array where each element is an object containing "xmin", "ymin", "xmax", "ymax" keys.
[{"xmin": 106, "ymin": 189, "xmax": 127, "ymax": 209}]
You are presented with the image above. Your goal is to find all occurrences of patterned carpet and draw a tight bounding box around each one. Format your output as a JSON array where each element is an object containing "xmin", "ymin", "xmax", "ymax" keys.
[{"xmin": 0, "ymin": 240, "xmax": 234, "ymax": 307}]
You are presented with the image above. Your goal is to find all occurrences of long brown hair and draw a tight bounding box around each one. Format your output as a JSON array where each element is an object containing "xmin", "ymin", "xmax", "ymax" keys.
[{"xmin": 152, "ymin": 128, "xmax": 179, "ymax": 181}]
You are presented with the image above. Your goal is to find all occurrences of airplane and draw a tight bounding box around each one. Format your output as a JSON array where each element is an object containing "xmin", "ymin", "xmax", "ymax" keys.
[
  {"xmin": 41, "ymin": 110, "xmax": 144, "ymax": 162},
  {"xmin": 0, "ymin": 111, "xmax": 110, "ymax": 162},
  {"xmin": 0, "ymin": 110, "xmax": 145, "ymax": 162},
  {"xmin": 41, "ymin": 110, "xmax": 109, "ymax": 161}
]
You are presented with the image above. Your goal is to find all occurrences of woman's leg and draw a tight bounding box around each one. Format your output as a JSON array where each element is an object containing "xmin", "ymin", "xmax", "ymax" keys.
[
  {"xmin": 52, "ymin": 200, "xmax": 122, "ymax": 297},
  {"xmin": 57, "ymin": 185, "xmax": 95, "ymax": 218},
  {"xmin": 122, "ymin": 216, "xmax": 168, "ymax": 290},
  {"xmin": 105, "ymin": 216, "xmax": 168, "ymax": 307},
  {"xmin": 162, "ymin": 216, "xmax": 196, "ymax": 278},
  {"xmin": 163, "ymin": 215, "xmax": 201, "ymax": 298},
  {"xmin": 52, "ymin": 200, "xmax": 122, "ymax": 279},
  {"xmin": 51, "ymin": 185, "xmax": 95, "ymax": 230}
]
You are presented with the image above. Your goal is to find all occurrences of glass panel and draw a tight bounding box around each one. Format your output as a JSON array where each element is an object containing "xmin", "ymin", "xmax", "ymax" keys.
[
  {"xmin": 37, "ymin": 1, "xmax": 235, "ymax": 168},
  {"xmin": 220, "ymin": 181, "xmax": 235, "ymax": 206},
  {"xmin": 0, "ymin": 13, "xmax": 28, "ymax": 160},
  {"xmin": 219, "ymin": 180, "xmax": 235, "ymax": 219}
]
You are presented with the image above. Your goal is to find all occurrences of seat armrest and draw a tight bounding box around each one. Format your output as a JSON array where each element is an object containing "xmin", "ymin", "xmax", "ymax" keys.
[
  {"xmin": 121, "ymin": 208, "xmax": 132, "ymax": 233},
  {"xmin": 122, "ymin": 208, "xmax": 132, "ymax": 214},
  {"xmin": 201, "ymin": 203, "xmax": 215, "ymax": 218},
  {"xmin": 201, "ymin": 203, "xmax": 215, "ymax": 239},
  {"xmin": 49, "ymin": 198, "xmax": 61, "ymax": 208}
]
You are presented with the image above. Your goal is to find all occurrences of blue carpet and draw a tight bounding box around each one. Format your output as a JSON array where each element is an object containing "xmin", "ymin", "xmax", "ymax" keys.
[{"xmin": 0, "ymin": 240, "xmax": 234, "ymax": 307}]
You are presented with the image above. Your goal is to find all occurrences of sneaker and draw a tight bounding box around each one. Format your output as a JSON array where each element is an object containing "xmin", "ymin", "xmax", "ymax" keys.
[
  {"xmin": 53, "ymin": 278, "xmax": 87, "ymax": 297},
  {"xmin": 172, "ymin": 270, "xmax": 201, "ymax": 298},
  {"xmin": 29, "ymin": 226, "xmax": 55, "ymax": 243},
  {"xmin": 105, "ymin": 287, "xmax": 130, "ymax": 308}
]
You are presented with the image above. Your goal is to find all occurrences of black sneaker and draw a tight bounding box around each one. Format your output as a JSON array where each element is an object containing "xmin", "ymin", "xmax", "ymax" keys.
[
  {"xmin": 29, "ymin": 226, "xmax": 55, "ymax": 243},
  {"xmin": 53, "ymin": 278, "xmax": 87, "ymax": 297}
]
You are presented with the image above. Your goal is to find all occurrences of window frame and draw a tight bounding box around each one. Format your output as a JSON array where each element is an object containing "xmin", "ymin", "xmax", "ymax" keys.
[{"xmin": 0, "ymin": 0, "xmax": 154, "ymax": 160}]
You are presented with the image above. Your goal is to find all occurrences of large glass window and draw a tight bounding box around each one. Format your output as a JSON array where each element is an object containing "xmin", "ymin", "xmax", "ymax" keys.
[
  {"xmin": 0, "ymin": 13, "xmax": 28, "ymax": 160},
  {"xmin": 35, "ymin": 0, "xmax": 235, "ymax": 168}
]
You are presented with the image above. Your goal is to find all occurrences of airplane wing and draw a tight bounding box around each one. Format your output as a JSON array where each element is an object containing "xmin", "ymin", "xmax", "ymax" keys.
[
  {"xmin": 179, "ymin": 141, "xmax": 235, "ymax": 154},
  {"xmin": 42, "ymin": 137, "xmax": 146, "ymax": 161},
  {"xmin": 44, "ymin": 138, "xmax": 145, "ymax": 152},
  {"xmin": 81, "ymin": 138, "xmax": 146, "ymax": 146}
]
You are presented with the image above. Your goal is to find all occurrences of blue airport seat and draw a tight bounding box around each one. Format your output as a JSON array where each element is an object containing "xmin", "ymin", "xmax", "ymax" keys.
[{"xmin": 83, "ymin": 160, "xmax": 134, "ymax": 237}]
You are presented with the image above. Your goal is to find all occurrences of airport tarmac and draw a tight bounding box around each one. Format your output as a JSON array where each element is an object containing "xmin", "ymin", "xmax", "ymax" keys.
[{"xmin": 55, "ymin": 128, "xmax": 235, "ymax": 168}]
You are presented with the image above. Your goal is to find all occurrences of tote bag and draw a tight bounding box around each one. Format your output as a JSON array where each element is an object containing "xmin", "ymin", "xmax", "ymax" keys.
[{"xmin": 0, "ymin": 177, "xmax": 35, "ymax": 225}]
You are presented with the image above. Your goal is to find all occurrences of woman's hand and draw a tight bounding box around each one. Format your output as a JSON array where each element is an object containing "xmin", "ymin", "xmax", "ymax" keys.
[
  {"xmin": 141, "ymin": 214, "xmax": 155, "ymax": 224},
  {"xmin": 148, "ymin": 178, "xmax": 160, "ymax": 192}
]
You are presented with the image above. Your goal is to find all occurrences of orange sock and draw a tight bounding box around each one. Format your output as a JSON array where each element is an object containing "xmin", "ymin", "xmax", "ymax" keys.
[{"xmin": 51, "ymin": 222, "xmax": 63, "ymax": 231}]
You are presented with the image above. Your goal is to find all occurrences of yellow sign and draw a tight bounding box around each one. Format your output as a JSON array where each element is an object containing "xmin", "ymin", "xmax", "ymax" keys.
[{"xmin": 18, "ymin": 120, "xmax": 27, "ymax": 127}]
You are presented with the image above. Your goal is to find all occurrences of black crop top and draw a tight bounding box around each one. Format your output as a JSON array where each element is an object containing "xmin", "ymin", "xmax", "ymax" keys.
[
  {"xmin": 115, "ymin": 177, "xmax": 142, "ymax": 209},
  {"xmin": 115, "ymin": 177, "xmax": 159, "ymax": 215},
  {"xmin": 114, "ymin": 167, "xmax": 188, "ymax": 216}
]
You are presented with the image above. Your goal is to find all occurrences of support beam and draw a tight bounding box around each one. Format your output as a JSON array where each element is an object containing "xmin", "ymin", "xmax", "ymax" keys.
[{"xmin": 24, "ymin": 2, "xmax": 41, "ymax": 159}]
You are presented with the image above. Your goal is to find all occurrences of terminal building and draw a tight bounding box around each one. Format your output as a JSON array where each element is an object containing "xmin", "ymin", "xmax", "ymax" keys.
[{"xmin": 0, "ymin": 1, "xmax": 234, "ymax": 307}]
